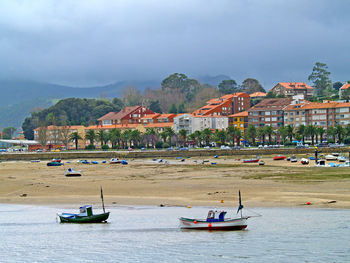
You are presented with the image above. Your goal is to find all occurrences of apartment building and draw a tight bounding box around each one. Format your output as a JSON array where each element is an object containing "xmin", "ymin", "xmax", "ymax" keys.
[
  {"xmin": 173, "ymin": 114, "xmax": 228, "ymax": 134},
  {"xmin": 192, "ymin": 92, "xmax": 250, "ymax": 116},
  {"xmin": 98, "ymin": 106, "xmax": 154, "ymax": 126},
  {"xmin": 228, "ymin": 111, "xmax": 248, "ymax": 134},
  {"xmin": 284, "ymin": 101, "xmax": 350, "ymax": 128},
  {"xmin": 270, "ymin": 82, "xmax": 314, "ymax": 98},
  {"xmin": 248, "ymin": 98, "xmax": 293, "ymax": 129}
]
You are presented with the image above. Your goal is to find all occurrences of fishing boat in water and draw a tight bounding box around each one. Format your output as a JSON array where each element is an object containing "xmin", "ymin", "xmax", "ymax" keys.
[
  {"xmin": 58, "ymin": 187, "xmax": 109, "ymax": 223},
  {"xmin": 179, "ymin": 191, "xmax": 255, "ymax": 230}
]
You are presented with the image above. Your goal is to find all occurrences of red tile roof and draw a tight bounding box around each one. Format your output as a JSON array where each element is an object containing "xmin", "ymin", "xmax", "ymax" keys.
[
  {"xmin": 98, "ymin": 106, "xmax": 141, "ymax": 121},
  {"xmin": 278, "ymin": 82, "xmax": 313, "ymax": 90},
  {"xmin": 250, "ymin": 92, "xmax": 267, "ymax": 97},
  {"xmin": 340, "ymin": 83, "xmax": 350, "ymax": 90},
  {"xmin": 229, "ymin": 111, "xmax": 248, "ymax": 117}
]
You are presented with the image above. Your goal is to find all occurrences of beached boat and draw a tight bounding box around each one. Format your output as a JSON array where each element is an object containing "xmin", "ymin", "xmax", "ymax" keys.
[
  {"xmin": 273, "ymin": 155, "xmax": 286, "ymax": 160},
  {"xmin": 338, "ymin": 156, "xmax": 346, "ymax": 162},
  {"xmin": 64, "ymin": 168, "xmax": 82, "ymax": 177},
  {"xmin": 258, "ymin": 160, "xmax": 265, "ymax": 165},
  {"xmin": 325, "ymin": 155, "xmax": 337, "ymax": 161},
  {"xmin": 315, "ymin": 160, "xmax": 326, "ymax": 167},
  {"xmin": 47, "ymin": 161, "xmax": 63, "ymax": 166},
  {"xmin": 51, "ymin": 158, "xmax": 61, "ymax": 163},
  {"xmin": 300, "ymin": 158, "xmax": 309, "ymax": 165},
  {"xmin": 110, "ymin": 158, "xmax": 122, "ymax": 164},
  {"xmin": 58, "ymin": 187, "xmax": 109, "ymax": 223},
  {"xmin": 179, "ymin": 191, "xmax": 252, "ymax": 230},
  {"xmin": 242, "ymin": 158, "xmax": 259, "ymax": 163},
  {"xmin": 290, "ymin": 156, "xmax": 297, "ymax": 163}
]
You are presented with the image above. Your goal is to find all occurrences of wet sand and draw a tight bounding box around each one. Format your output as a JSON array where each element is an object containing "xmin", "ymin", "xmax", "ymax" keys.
[{"xmin": 1, "ymin": 155, "xmax": 350, "ymax": 208}]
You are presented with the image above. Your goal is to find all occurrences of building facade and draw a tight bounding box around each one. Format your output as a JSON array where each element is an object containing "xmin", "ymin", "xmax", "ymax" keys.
[
  {"xmin": 228, "ymin": 111, "xmax": 248, "ymax": 134},
  {"xmin": 270, "ymin": 82, "xmax": 314, "ymax": 98},
  {"xmin": 98, "ymin": 106, "xmax": 154, "ymax": 126},
  {"xmin": 174, "ymin": 114, "xmax": 228, "ymax": 134}
]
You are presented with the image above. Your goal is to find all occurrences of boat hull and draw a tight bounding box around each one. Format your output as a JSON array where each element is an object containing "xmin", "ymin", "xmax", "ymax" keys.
[
  {"xmin": 59, "ymin": 212, "xmax": 110, "ymax": 223},
  {"xmin": 243, "ymin": 159, "xmax": 259, "ymax": 163},
  {"xmin": 179, "ymin": 217, "xmax": 248, "ymax": 230}
]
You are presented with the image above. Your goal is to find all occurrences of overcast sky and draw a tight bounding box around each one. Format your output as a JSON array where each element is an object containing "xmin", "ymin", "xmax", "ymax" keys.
[{"xmin": 0, "ymin": 0, "xmax": 349, "ymax": 88}]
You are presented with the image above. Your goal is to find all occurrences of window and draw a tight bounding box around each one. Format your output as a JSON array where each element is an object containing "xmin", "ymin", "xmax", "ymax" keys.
[
  {"xmin": 271, "ymin": 111, "xmax": 277, "ymax": 115},
  {"xmin": 265, "ymin": 117, "xmax": 271, "ymax": 122},
  {"xmin": 266, "ymin": 111, "xmax": 271, "ymax": 115}
]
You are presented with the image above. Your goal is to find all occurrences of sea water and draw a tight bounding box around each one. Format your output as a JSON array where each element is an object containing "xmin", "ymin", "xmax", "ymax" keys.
[{"xmin": 0, "ymin": 204, "xmax": 349, "ymax": 262}]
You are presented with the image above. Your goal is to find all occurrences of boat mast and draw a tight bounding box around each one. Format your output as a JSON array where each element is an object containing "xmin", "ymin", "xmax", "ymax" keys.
[{"xmin": 100, "ymin": 186, "xmax": 106, "ymax": 213}]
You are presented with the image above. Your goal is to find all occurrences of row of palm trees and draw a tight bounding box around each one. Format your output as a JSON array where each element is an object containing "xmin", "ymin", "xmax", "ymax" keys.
[
  {"xmin": 245, "ymin": 124, "xmax": 350, "ymax": 145},
  {"xmin": 67, "ymin": 123, "xmax": 350, "ymax": 150}
]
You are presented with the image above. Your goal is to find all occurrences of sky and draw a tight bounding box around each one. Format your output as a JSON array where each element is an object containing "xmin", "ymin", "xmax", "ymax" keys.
[{"xmin": 0, "ymin": 0, "xmax": 349, "ymax": 89}]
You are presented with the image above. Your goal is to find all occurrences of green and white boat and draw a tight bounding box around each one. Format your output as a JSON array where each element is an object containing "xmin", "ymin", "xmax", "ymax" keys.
[{"xmin": 58, "ymin": 205, "xmax": 110, "ymax": 223}]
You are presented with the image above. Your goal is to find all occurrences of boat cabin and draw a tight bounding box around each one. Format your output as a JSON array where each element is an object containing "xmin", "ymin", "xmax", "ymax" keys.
[
  {"xmin": 79, "ymin": 205, "xmax": 93, "ymax": 216},
  {"xmin": 317, "ymin": 160, "xmax": 326, "ymax": 166},
  {"xmin": 206, "ymin": 210, "xmax": 227, "ymax": 222}
]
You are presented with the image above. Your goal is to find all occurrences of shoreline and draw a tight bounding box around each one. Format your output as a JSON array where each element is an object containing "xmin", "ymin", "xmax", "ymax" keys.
[{"xmin": 1, "ymin": 156, "xmax": 350, "ymax": 209}]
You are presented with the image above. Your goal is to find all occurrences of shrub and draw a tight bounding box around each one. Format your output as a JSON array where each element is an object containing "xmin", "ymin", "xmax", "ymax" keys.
[
  {"xmin": 155, "ymin": 141, "xmax": 163, "ymax": 149},
  {"xmin": 101, "ymin": 144, "xmax": 110, "ymax": 150},
  {"xmin": 86, "ymin": 144, "xmax": 95, "ymax": 150},
  {"xmin": 162, "ymin": 143, "xmax": 170, "ymax": 148}
]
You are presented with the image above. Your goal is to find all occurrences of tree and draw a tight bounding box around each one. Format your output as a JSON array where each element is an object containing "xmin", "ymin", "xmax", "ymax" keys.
[
  {"xmin": 226, "ymin": 126, "xmax": 236, "ymax": 145},
  {"xmin": 37, "ymin": 125, "xmax": 49, "ymax": 151},
  {"xmin": 335, "ymin": 125, "xmax": 344, "ymax": 143},
  {"xmin": 164, "ymin": 127, "xmax": 175, "ymax": 145},
  {"xmin": 201, "ymin": 128, "xmax": 212, "ymax": 146},
  {"xmin": 305, "ymin": 125, "xmax": 316, "ymax": 145},
  {"xmin": 121, "ymin": 129, "xmax": 131, "ymax": 148},
  {"xmin": 316, "ymin": 127, "xmax": 325, "ymax": 144},
  {"xmin": 69, "ymin": 132, "xmax": 82, "ymax": 150},
  {"xmin": 144, "ymin": 128, "xmax": 157, "ymax": 148},
  {"xmin": 112, "ymin": 97, "xmax": 124, "ymax": 111},
  {"xmin": 168, "ymin": 104, "xmax": 177, "ymax": 114},
  {"xmin": 246, "ymin": 125, "xmax": 257, "ymax": 145},
  {"xmin": 85, "ymin": 129, "xmax": 96, "ymax": 145},
  {"xmin": 265, "ymin": 126, "xmax": 273, "ymax": 144},
  {"xmin": 97, "ymin": 129, "xmax": 108, "ymax": 146},
  {"xmin": 109, "ymin": 128, "xmax": 121, "ymax": 148},
  {"xmin": 60, "ymin": 126, "xmax": 71, "ymax": 150},
  {"xmin": 241, "ymin": 78, "xmax": 266, "ymax": 94},
  {"xmin": 297, "ymin": 124, "xmax": 306, "ymax": 143},
  {"xmin": 327, "ymin": 126, "xmax": 337, "ymax": 142},
  {"xmin": 278, "ymin": 126, "xmax": 288, "ymax": 144},
  {"xmin": 2, "ymin": 127, "xmax": 16, "ymax": 139},
  {"xmin": 265, "ymin": 91, "xmax": 277, "ymax": 98},
  {"xmin": 286, "ymin": 125, "xmax": 294, "ymax": 142},
  {"xmin": 178, "ymin": 129, "xmax": 187, "ymax": 147},
  {"xmin": 122, "ymin": 86, "xmax": 142, "ymax": 106},
  {"xmin": 193, "ymin": 130, "xmax": 202, "ymax": 147},
  {"xmin": 214, "ymin": 129, "xmax": 227, "ymax": 145},
  {"xmin": 308, "ymin": 62, "xmax": 332, "ymax": 97},
  {"xmin": 257, "ymin": 127, "xmax": 266, "ymax": 144},
  {"xmin": 333, "ymin": 81, "xmax": 343, "ymax": 91},
  {"xmin": 149, "ymin": 100, "xmax": 162, "ymax": 113},
  {"xmin": 177, "ymin": 103, "xmax": 185, "ymax": 113},
  {"xmin": 218, "ymin": 80, "xmax": 238, "ymax": 94},
  {"xmin": 130, "ymin": 129, "xmax": 142, "ymax": 148}
]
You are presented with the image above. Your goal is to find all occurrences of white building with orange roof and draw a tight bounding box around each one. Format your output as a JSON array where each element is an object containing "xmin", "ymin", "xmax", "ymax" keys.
[
  {"xmin": 270, "ymin": 82, "xmax": 314, "ymax": 98},
  {"xmin": 174, "ymin": 114, "xmax": 228, "ymax": 134}
]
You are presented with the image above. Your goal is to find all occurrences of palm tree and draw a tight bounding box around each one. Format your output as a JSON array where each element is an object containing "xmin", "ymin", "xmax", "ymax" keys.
[
  {"xmin": 121, "ymin": 129, "xmax": 131, "ymax": 149},
  {"xmin": 201, "ymin": 128, "xmax": 212, "ymax": 146},
  {"xmin": 144, "ymin": 128, "xmax": 157, "ymax": 148},
  {"xmin": 257, "ymin": 127, "xmax": 266, "ymax": 144},
  {"xmin": 160, "ymin": 131, "xmax": 168, "ymax": 144},
  {"xmin": 109, "ymin": 128, "xmax": 121, "ymax": 149},
  {"xmin": 233, "ymin": 127, "xmax": 242, "ymax": 146},
  {"xmin": 214, "ymin": 129, "xmax": 227, "ymax": 146},
  {"xmin": 85, "ymin": 129, "xmax": 96, "ymax": 145},
  {"xmin": 335, "ymin": 125, "xmax": 344, "ymax": 143},
  {"xmin": 130, "ymin": 129, "xmax": 142, "ymax": 148},
  {"xmin": 178, "ymin": 129, "xmax": 187, "ymax": 147},
  {"xmin": 246, "ymin": 125, "xmax": 256, "ymax": 145},
  {"xmin": 305, "ymin": 125, "xmax": 316, "ymax": 145},
  {"xmin": 327, "ymin": 126, "xmax": 337, "ymax": 143},
  {"xmin": 226, "ymin": 126, "xmax": 236, "ymax": 145},
  {"xmin": 316, "ymin": 127, "xmax": 325, "ymax": 144},
  {"xmin": 286, "ymin": 125, "xmax": 294, "ymax": 143},
  {"xmin": 278, "ymin": 126, "xmax": 288, "ymax": 145},
  {"xmin": 297, "ymin": 124, "xmax": 306, "ymax": 143},
  {"xmin": 193, "ymin": 130, "xmax": 202, "ymax": 147},
  {"xmin": 164, "ymin": 127, "xmax": 175, "ymax": 146},
  {"xmin": 69, "ymin": 132, "xmax": 82, "ymax": 150},
  {"xmin": 97, "ymin": 129, "xmax": 108, "ymax": 147},
  {"xmin": 265, "ymin": 126, "xmax": 273, "ymax": 144}
]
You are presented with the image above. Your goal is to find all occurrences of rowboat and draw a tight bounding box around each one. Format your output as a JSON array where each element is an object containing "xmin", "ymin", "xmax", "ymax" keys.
[
  {"xmin": 325, "ymin": 155, "xmax": 337, "ymax": 161},
  {"xmin": 64, "ymin": 168, "xmax": 82, "ymax": 177},
  {"xmin": 273, "ymin": 155, "xmax": 286, "ymax": 160},
  {"xmin": 179, "ymin": 191, "xmax": 252, "ymax": 230},
  {"xmin": 47, "ymin": 161, "xmax": 63, "ymax": 166},
  {"xmin": 300, "ymin": 158, "xmax": 309, "ymax": 165},
  {"xmin": 58, "ymin": 187, "xmax": 109, "ymax": 223},
  {"xmin": 242, "ymin": 158, "xmax": 259, "ymax": 163}
]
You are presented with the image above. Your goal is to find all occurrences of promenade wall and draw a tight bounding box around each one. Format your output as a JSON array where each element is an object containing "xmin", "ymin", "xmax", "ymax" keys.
[{"xmin": 0, "ymin": 147, "xmax": 349, "ymax": 161}]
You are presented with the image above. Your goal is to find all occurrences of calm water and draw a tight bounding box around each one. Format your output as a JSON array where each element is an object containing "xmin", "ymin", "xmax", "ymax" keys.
[{"xmin": 0, "ymin": 204, "xmax": 349, "ymax": 262}]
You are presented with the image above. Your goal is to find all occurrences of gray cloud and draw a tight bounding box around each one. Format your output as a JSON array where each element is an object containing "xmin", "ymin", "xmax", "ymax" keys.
[{"xmin": 0, "ymin": 0, "xmax": 349, "ymax": 88}]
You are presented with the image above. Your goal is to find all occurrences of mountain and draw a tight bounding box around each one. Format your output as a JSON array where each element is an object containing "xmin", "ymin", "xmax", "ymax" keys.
[{"xmin": 0, "ymin": 79, "xmax": 159, "ymax": 129}]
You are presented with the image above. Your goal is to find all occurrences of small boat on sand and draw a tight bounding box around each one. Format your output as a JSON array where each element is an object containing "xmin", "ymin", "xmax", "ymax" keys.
[
  {"xmin": 243, "ymin": 158, "xmax": 259, "ymax": 163},
  {"xmin": 47, "ymin": 161, "xmax": 63, "ymax": 166},
  {"xmin": 58, "ymin": 187, "xmax": 109, "ymax": 223},
  {"xmin": 290, "ymin": 156, "xmax": 297, "ymax": 163},
  {"xmin": 64, "ymin": 168, "xmax": 82, "ymax": 177},
  {"xmin": 300, "ymin": 158, "xmax": 309, "ymax": 165},
  {"xmin": 179, "ymin": 191, "xmax": 255, "ymax": 230},
  {"xmin": 273, "ymin": 155, "xmax": 286, "ymax": 160},
  {"xmin": 338, "ymin": 156, "xmax": 346, "ymax": 162},
  {"xmin": 258, "ymin": 160, "xmax": 265, "ymax": 165},
  {"xmin": 110, "ymin": 158, "xmax": 122, "ymax": 164},
  {"xmin": 325, "ymin": 155, "xmax": 337, "ymax": 161}
]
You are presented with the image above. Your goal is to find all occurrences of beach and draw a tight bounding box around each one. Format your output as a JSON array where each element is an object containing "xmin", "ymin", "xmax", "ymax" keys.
[{"xmin": 1, "ymin": 155, "xmax": 350, "ymax": 208}]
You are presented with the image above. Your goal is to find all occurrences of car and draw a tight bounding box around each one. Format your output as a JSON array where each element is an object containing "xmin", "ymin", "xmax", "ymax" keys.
[
  {"xmin": 232, "ymin": 146, "xmax": 241, "ymax": 150},
  {"xmin": 179, "ymin": 147, "xmax": 189, "ymax": 151},
  {"xmin": 36, "ymin": 149, "xmax": 43, "ymax": 152},
  {"xmin": 204, "ymin": 146, "xmax": 210, "ymax": 150}
]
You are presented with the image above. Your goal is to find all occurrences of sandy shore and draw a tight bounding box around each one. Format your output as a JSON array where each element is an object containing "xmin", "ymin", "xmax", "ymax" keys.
[{"xmin": 1, "ymin": 154, "xmax": 350, "ymax": 208}]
